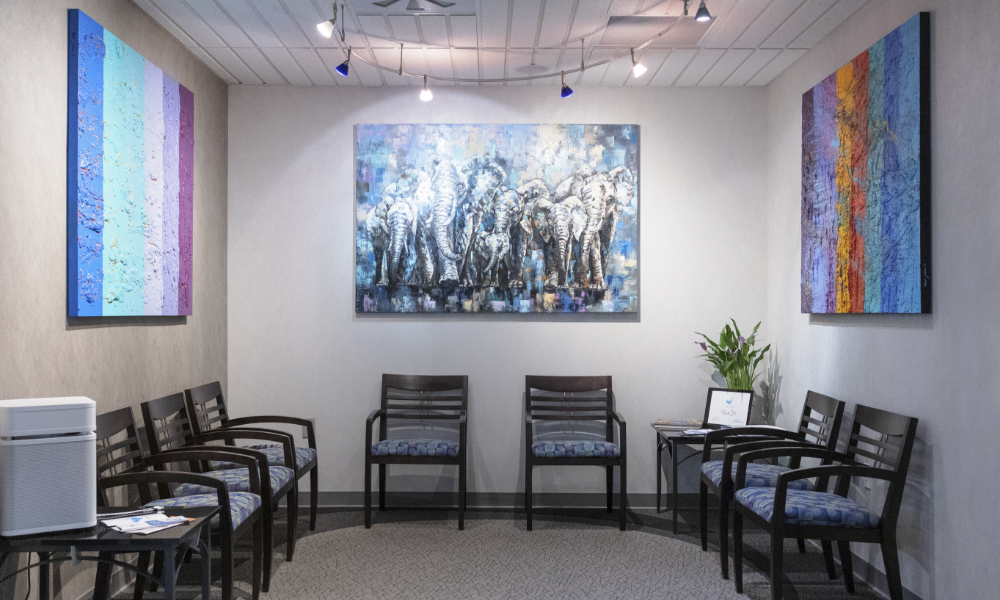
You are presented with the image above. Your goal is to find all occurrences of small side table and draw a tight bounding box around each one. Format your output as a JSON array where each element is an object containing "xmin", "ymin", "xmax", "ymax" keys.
[
  {"xmin": 654, "ymin": 428, "xmax": 707, "ymax": 534},
  {"xmin": 0, "ymin": 506, "xmax": 218, "ymax": 600}
]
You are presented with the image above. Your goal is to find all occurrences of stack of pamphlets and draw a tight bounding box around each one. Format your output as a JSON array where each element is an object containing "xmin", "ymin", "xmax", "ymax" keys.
[
  {"xmin": 651, "ymin": 418, "xmax": 703, "ymax": 432},
  {"xmin": 101, "ymin": 514, "xmax": 195, "ymax": 535}
]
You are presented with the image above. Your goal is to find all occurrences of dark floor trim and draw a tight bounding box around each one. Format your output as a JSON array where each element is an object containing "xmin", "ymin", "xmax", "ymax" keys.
[{"xmin": 300, "ymin": 491, "xmax": 703, "ymax": 510}]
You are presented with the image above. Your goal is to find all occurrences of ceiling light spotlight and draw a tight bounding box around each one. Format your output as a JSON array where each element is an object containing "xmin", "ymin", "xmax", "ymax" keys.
[
  {"xmin": 560, "ymin": 71, "xmax": 573, "ymax": 98},
  {"xmin": 317, "ymin": 4, "xmax": 342, "ymax": 40},
  {"xmin": 335, "ymin": 47, "xmax": 351, "ymax": 77},
  {"xmin": 695, "ymin": 1, "xmax": 712, "ymax": 22},
  {"xmin": 420, "ymin": 75, "xmax": 433, "ymax": 101},
  {"xmin": 631, "ymin": 49, "xmax": 647, "ymax": 78}
]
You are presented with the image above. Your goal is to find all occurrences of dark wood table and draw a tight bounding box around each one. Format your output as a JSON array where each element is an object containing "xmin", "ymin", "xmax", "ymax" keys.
[{"xmin": 0, "ymin": 506, "xmax": 218, "ymax": 600}]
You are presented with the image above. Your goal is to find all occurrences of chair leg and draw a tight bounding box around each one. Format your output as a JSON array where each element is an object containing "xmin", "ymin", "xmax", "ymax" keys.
[
  {"xmin": 379, "ymin": 464, "xmax": 387, "ymax": 510},
  {"xmin": 840, "ymin": 540, "xmax": 857, "ymax": 595},
  {"xmin": 733, "ymin": 511, "xmax": 744, "ymax": 594},
  {"xmin": 770, "ymin": 532, "xmax": 785, "ymax": 600},
  {"xmin": 619, "ymin": 461, "xmax": 627, "ymax": 531},
  {"xmin": 797, "ymin": 538, "xmax": 807, "ymax": 553},
  {"xmin": 93, "ymin": 552, "xmax": 113, "ymax": 600},
  {"xmin": 261, "ymin": 508, "xmax": 273, "ymax": 593},
  {"xmin": 525, "ymin": 465, "xmax": 533, "ymax": 531},
  {"xmin": 699, "ymin": 482, "xmax": 709, "ymax": 551},
  {"xmin": 458, "ymin": 460, "xmax": 467, "ymax": 531},
  {"xmin": 365, "ymin": 457, "xmax": 373, "ymax": 529},
  {"xmin": 252, "ymin": 518, "xmax": 263, "ymax": 600},
  {"xmin": 132, "ymin": 552, "xmax": 150, "ymax": 600},
  {"xmin": 821, "ymin": 540, "xmax": 837, "ymax": 580},
  {"xmin": 719, "ymin": 496, "xmax": 729, "ymax": 579},
  {"xmin": 606, "ymin": 466, "xmax": 613, "ymax": 513},
  {"xmin": 221, "ymin": 532, "xmax": 234, "ymax": 600},
  {"xmin": 309, "ymin": 466, "xmax": 319, "ymax": 532},
  {"xmin": 286, "ymin": 488, "xmax": 298, "ymax": 561}
]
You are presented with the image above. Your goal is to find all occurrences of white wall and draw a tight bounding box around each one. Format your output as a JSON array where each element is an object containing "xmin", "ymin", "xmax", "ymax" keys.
[
  {"xmin": 766, "ymin": 1, "xmax": 1000, "ymax": 598},
  {"xmin": 227, "ymin": 85, "xmax": 768, "ymax": 498}
]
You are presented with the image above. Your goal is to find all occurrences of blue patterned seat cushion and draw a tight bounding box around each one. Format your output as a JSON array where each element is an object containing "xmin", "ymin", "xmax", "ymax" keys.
[
  {"xmin": 701, "ymin": 460, "xmax": 815, "ymax": 490},
  {"xmin": 174, "ymin": 466, "xmax": 294, "ymax": 498},
  {"xmin": 213, "ymin": 445, "xmax": 317, "ymax": 471},
  {"xmin": 371, "ymin": 439, "xmax": 459, "ymax": 457},
  {"xmin": 145, "ymin": 491, "xmax": 261, "ymax": 530},
  {"xmin": 532, "ymin": 440, "xmax": 620, "ymax": 458},
  {"xmin": 735, "ymin": 488, "xmax": 880, "ymax": 528}
]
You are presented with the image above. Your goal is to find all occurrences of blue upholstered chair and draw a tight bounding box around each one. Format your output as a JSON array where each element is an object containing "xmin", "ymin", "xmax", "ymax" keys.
[
  {"xmin": 732, "ymin": 404, "xmax": 918, "ymax": 600},
  {"xmin": 524, "ymin": 375, "xmax": 627, "ymax": 531}
]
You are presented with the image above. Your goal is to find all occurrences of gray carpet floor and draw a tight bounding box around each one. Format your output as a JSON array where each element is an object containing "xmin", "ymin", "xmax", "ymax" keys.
[{"xmin": 116, "ymin": 509, "xmax": 886, "ymax": 600}]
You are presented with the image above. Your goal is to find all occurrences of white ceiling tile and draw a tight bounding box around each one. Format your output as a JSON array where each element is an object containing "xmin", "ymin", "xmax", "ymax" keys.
[
  {"xmin": 505, "ymin": 49, "xmax": 532, "ymax": 83},
  {"xmin": 288, "ymin": 48, "xmax": 336, "ymax": 85},
  {"xmin": 214, "ymin": 0, "xmax": 283, "ymax": 48},
  {"xmin": 638, "ymin": 0, "xmax": 680, "ymax": 16},
  {"xmin": 151, "ymin": 0, "xmax": 226, "ymax": 47},
  {"xmin": 723, "ymin": 48, "xmax": 779, "ymax": 85},
  {"xmin": 481, "ymin": 0, "xmax": 510, "ymax": 48},
  {"xmin": 423, "ymin": 48, "xmax": 456, "ymax": 84},
  {"xmin": 674, "ymin": 48, "xmax": 724, "ymax": 85},
  {"xmin": 569, "ymin": 0, "xmax": 612, "ymax": 46},
  {"xmin": 419, "ymin": 15, "xmax": 449, "ymax": 46},
  {"xmin": 790, "ymin": 0, "xmax": 868, "ymax": 48},
  {"xmin": 747, "ymin": 48, "xmax": 806, "ymax": 84},
  {"xmin": 449, "ymin": 15, "xmax": 478, "ymax": 47},
  {"xmin": 188, "ymin": 47, "xmax": 240, "ymax": 83},
  {"xmin": 732, "ymin": 0, "xmax": 804, "ymax": 48},
  {"xmin": 261, "ymin": 47, "xmax": 312, "ymax": 85},
  {"xmin": 698, "ymin": 0, "xmax": 770, "ymax": 48},
  {"xmin": 510, "ymin": 0, "xmax": 543, "ymax": 48},
  {"xmin": 281, "ymin": 0, "xmax": 339, "ymax": 48},
  {"xmin": 577, "ymin": 48, "xmax": 615, "ymax": 85},
  {"xmin": 342, "ymin": 11, "xmax": 374, "ymax": 48},
  {"xmin": 698, "ymin": 48, "xmax": 751, "ymax": 85},
  {"xmin": 371, "ymin": 48, "xmax": 411, "ymax": 85},
  {"xmin": 133, "ymin": 0, "xmax": 198, "ymax": 47},
  {"xmin": 246, "ymin": 0, "xmax": 310, "ymax": 48},
  {"xmin": 204, "ymin": 47, "xmax": 264, "ymax": 84},
  {"xmin": 358, "ymin": 15, "xmax": 395, "ymax": 47},
  {"xmin": 233, "ymin": 47, "xmax": 286, "ymax": 84},
  {"xmin": 451, "ymin": 48, "xmax": 480, "ymax": 82},
  {"xmin": 538, "ymin": 0, "xmax": 574, "ymax": 48},
  {"xmin": 649, "ymin": 48, "xmax": 696, "ymax": 85},
  {"xmin": 349, "ymin": 48, "xmax": 386, "ymax": 86},
  {"xmin": 480, "ymin": 48, "xmax": 506, "ymax": 84},
  {"xmin": 761, "ymin": 0, "xmax": 837, "ymax": 48},
  {"xmin": 388, "ymin": 16, "xmax": 422, "ymax": 45},
  {"xmin": 608, "ymin": 0, "xmax": 642, "ymax": 15},
  {"xmin": 625, "ymin": 48, "xmax": 669, "ymax": 86},
  {"xmin": 183, "ymin": 0, "xmax": 251, "ymax": 47},
  {"xmin": 601, "ymin": 52, "xmax": 634, "ymax": 86},
  {"xmin": 402, "ymin": 47, "xmax": 429, "ymax": 76}
]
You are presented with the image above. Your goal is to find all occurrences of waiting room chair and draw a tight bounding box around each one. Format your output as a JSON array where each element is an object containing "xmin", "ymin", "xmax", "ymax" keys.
[
  {"xmin": 700, "ymin": 390, "xmax": 846, "ymax": 578},
  {"xmin": 524, "ymin": 375, "xmax": 627, "ymax": 531},
  {"xmin": 732, "ymin": 404, "xmax": 918, "ymax": 600},
  {"xmin": 365, "ymin": 374, "xmax": 468, "ymax": 529}
]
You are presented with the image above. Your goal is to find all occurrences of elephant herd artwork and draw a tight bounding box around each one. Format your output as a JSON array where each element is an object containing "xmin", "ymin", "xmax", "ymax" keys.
[{"xmin": 355, "ymin": 124, "xmax": 638, "ymax": 314}]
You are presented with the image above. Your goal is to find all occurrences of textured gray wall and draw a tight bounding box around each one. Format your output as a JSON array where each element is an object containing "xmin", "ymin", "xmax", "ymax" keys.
[
  {"xmin": 765, "ymin": 1, "xmax": 999, "ymax": 598},
  {"xmin": 227, "ymin": 85, "xmax": 769, "ymax": 499},
  {"xmin": 0, "ymin": 0, "xmax": 228, "ymax": 597}
]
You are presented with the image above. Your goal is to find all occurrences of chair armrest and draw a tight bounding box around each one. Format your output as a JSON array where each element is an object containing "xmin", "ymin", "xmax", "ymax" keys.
[
  {"xmin": 701, "ymin": 427, "xmax": 804, "ymax": 464},
  {"xmin": 734, "ymin": 447, "xmax": 852, "ymax": 490},
  {"xmin": 760, "ymin": 465, "xmax": 893, "ymax": 528},
  {"xmin": 459, "ymin": 410, "xmax": 467, "ymax": 425},
  {"xmin": 98, "ymin": 470, "xmax": 235, "ymax": 532},
  {"xmin": 718, "ymin": 440, "xmax": 825, "ymax": 490},
  {"xmin": 610, "ymin": 411, "xmax": 626, "ymax": 424},
  {"xmin": 367, "ymin": 408, "xmax": 386, "ymax": 424},
  {"xmin": 188, "ymin": 428, "xmax": 295, "ymax": 471},
  {"xmin": 225, "ymin": 415, "xmax": 317, "ymax": 450},
  {"xmin": 145, "ymin": 449, "xmax": 262, "ymax": 497},
  {"xmin": 366, "ymin": 409, "xmax": 386, "ymax": 449}
]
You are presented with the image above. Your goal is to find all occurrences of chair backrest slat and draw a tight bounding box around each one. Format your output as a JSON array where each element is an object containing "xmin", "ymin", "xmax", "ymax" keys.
[
  {"xmin": 843, "ymin": 404, "xmax": 918, "ymax": 526},
  {"xmin": 95, "ymin": 407, "xmax": 145, "ymax": 507},
  {"xmin": 140, "ymin": 393, "xmax": 194, "ymax": 454},
  {"xmin": 797, "ymin": 391, "xmax": 846, "ymax": 450},
  {"xmin": 185, "ymin": 381, "xmax": 230, "ymax": 436},
  {"xmin": 381, "ymin": 375, "xmax": 468, "ymax": 422},
  {"xmin": 525, "ymin": 376, "xmax": 613, "ymax": 440}
]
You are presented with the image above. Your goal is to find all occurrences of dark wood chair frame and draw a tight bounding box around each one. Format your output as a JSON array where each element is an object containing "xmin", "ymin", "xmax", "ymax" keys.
[
  {"xmin": 185, "ymin": 382, "xmax": 320, "ymax": 532},
  {"xmin": 524, "ymin": 375, "xmax": 627, "ymax": 531},
  {"xmin": 140, "ymin": 393, "xmax": 296, "ymax": 594},
  {"xmin": 699, "ymin": 390, "xmax": 846, "ymax": 579},
  {"xmin": 365, "ymin": 374, "xmax": 469, "ymax": 529},
  {"xmin": 732, "ymin": 404, "xmax": 919, "ymax": 600},
  {"xmin": 97, "ymin": 439, "xmax": 265, "ymax": 600}
]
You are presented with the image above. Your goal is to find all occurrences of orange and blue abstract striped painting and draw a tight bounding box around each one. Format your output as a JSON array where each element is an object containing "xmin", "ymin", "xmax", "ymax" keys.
[{"xmin": 801, "ymin": 13, "xmax": 930, "ymax": 314}]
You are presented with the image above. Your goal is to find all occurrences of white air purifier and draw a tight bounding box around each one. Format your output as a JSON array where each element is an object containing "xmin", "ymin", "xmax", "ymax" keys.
[{"xmin": 0, "ymin": 397, "xmax": 97, "ymax": 536}]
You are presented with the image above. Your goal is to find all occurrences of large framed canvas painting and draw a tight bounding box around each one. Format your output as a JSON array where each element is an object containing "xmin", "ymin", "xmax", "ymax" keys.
[
  {"xmin": 355, "ymin": 124, "xmax": 638, "ymax": 314},
  {"xmin": 801, "ymin": 12, "xmax": 930, "ymax": 314},
  {"xmin": 68, "ymin": 10, "xmax": 194, "ymax": 317}
]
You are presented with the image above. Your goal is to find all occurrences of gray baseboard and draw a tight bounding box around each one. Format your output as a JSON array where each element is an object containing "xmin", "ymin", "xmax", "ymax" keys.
[{"xmin": 300, "ymin": 491, "xmax": 704, "ymax": 510}]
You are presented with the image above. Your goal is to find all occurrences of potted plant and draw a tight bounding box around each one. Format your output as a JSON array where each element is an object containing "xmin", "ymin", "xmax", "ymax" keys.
[{"xmin": 695, "ymin": 320, "xmax": 770, "ymax": 391}]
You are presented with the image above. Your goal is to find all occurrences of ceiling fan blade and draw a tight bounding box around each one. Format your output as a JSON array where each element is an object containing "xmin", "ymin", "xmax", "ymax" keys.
[
  {"xmin": 425, "ymin": 0, "xmax": 456, "ymax": 7},
  {"xmin": 372, "ymin": 0, "xmax": 401, "ymax": 7},
  {"xmin": 406, "ymin": 0, "xmax": 426, "ymax": 10}
]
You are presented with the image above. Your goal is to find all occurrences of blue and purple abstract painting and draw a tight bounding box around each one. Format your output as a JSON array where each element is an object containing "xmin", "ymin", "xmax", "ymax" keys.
[
  {"xmin": 355, "ymin": 124, "xmax": 639, "ymax": 313},
  {"xmin": 801, "ymin": 13, "xmax": 930, "ymax": 314},
  {"xmin": 68, "ymin": 9, "xmax": 194, "ymax": 317}
]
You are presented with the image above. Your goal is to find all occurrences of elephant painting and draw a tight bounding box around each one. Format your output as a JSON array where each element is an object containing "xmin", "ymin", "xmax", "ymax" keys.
[{"xmin": 355, "ymin": 124, "xmax": 638, "ymax": 313}]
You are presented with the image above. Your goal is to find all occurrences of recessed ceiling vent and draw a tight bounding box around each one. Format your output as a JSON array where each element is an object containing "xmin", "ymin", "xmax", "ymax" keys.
[{"xmin": 600, "ymin": 16, "xmax": 711, "ymax": 47}]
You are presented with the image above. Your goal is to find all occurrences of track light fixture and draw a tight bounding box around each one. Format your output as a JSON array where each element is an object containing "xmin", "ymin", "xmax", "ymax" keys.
[
  {"xmin": 695, "ymin": 1, "xmax": 712, "ymax": 22},
  {"xmin": 317, "ymin": 4, "xmax": 345, "ymax": 41},
  {"xmin": 560, "ymin": 72, "xmax": 573, "ymax": 98},
  {"xmin": 419, "ymin": 75, "xmax": 433, "ymax": 101},
  {"xmin": 336, "ymin": 47, "xmax": 351, "ymax": 77},
  {"xmin": 631, "ymin": 49, "xmax": 647, "ymax": 78}
]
